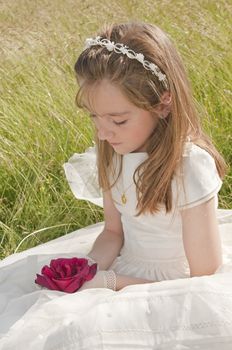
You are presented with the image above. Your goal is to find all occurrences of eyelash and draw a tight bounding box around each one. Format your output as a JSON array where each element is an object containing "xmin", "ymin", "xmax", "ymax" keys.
[
  {"xmin": 89, "ymin": 115, "xmax": 127, "ymax": 126},
  {"xmin": 113, "ymin": 120, "xmax": 127, "ymax": 125}
]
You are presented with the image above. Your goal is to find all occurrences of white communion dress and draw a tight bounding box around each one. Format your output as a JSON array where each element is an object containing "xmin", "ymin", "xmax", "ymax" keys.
[{"xmin": 0, "ymin": 142, "xmax": 232, "ymax": 350}]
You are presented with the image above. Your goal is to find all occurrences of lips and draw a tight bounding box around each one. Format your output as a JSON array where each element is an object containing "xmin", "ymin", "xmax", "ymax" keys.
[{"xmin": 109, "ymin": 142, "xmax": 121, "ymax": 146}]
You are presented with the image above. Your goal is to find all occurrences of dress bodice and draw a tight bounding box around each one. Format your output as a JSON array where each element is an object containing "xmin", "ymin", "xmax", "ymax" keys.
[
  {"xmin": 111, "ymin": 153, "xmax": 184, "ymax": 259},
  {"xmin": 63, "ymin": 142, "xmax": 222, "ymax": 281},
  {"xmin": 109, "ymin": 144, "xmax": 222, "ymax": 281},
  {"xmin": 109, "ymin": 152, "xmax": 188, "ymax": 280}
]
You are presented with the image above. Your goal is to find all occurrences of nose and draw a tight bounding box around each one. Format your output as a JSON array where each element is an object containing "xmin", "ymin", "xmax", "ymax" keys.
[{"xmin": 97, "ymin": 125, "xmax": 115, "ymax": 141}]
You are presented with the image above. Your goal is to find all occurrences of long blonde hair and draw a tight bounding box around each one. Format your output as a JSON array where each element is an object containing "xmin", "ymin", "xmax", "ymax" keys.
[{"xmin": 74, "ymin": 21, "xmax": 227, "ymax": 214}]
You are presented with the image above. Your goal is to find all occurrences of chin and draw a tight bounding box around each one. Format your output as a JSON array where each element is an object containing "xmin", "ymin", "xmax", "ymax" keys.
[
  {"xmin": 116, "ymin": 150, "xmax": 136, "ymax": 156},
  {"xmin": 114, "ymin": 150, "xmax": 127, "ymax": 155},
  {"xmin": 111, "ymin": 144, "xmax": 139, "ymax": 155},
  {"xmin": 112, "ymin": 148, "xmax": 128, "ymax": 155}
]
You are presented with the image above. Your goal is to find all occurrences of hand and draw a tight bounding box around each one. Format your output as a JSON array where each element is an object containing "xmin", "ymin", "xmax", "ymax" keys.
[
  {"xmin": 74, "ymin": 254, "xmax": 99, "ymax": 270},
  {"xmin": 86, "ymin": 255, "xmax": 99, "ymax": 269},
  {"xmin": 78, "ymin": 270, "xmax": 116, "ymax": 291}
]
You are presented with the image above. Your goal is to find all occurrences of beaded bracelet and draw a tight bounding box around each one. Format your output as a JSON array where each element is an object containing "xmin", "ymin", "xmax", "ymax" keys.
[{"xmin": 103, "ymin": 270, "xmax": 117, "ymax": 291}]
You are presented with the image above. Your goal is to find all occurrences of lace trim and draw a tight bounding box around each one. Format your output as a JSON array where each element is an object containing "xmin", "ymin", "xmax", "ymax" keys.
[
  {"xmin": 101, "ymin": 318, "xmax": 232, "ymax": 333},
  {"xmin": 103, "ymin": 270, "xmax": 117, "ymax": 291}
]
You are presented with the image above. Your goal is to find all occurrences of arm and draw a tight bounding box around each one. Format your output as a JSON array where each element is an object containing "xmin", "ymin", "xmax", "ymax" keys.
[
  {"xmin": 85, "ymin": 190, "xmax": 153, "ymax": 290},
  {"xmin": 181, "ymin": 196, "xmax": 222, "ymax": 277},
  {"xmin": 115, "ymin": 274, "xmax": 152, "ymax": 290},
  {"xmin": 87, "ymin": 189, "xmax": 124, "ymax": 270},
  {"xmin": 79, "ymin": 270, "xmax": 152, "ymax": 292}
]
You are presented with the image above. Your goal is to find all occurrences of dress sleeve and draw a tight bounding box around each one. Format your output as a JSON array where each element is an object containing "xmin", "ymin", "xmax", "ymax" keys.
[
  {"xmin": 172, "ymin": 142, "xmax": 223, "ymax": 210},
  {"xmin": 63, "ymin": 146, "xmax": 103, "ymax": 208}
]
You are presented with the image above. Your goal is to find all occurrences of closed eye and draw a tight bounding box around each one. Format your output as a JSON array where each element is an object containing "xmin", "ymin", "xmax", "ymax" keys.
[
  {"xmin": 89, "ymin": 114, "xmax": 127, "ymax": 125},
  {"xmin": 113, "ymin": 120, "xmax": 127, "ymax": 125}
]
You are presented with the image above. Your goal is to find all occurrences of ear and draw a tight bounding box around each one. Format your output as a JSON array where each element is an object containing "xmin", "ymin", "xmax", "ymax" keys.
[
  {"xmin": 153, "ymin": 91, "xmax": 172, "ymax": 119},
  {"xmin": 160, "ymin": 91, "xmax": 172, "ymax": 105}
]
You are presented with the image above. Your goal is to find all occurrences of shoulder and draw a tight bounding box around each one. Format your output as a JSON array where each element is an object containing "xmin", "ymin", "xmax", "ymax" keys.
[
  {"xmin": 63, "ymin": 146, "xmax": 103, "ymax": 207},
  {"xmin": 172, "ymin": 142, "xmax": 223, "ymax": 210}
]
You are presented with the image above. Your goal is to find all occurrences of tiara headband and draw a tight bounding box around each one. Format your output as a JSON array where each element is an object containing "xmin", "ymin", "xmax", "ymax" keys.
[{"xmin": 84, "ymin": 36, "xmax": 169, "ymax": 89}]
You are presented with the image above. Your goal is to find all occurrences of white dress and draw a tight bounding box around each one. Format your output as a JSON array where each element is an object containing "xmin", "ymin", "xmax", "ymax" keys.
[{"xmin": 1, "ymin": 142, "xmax": 232, "ymax": 350}]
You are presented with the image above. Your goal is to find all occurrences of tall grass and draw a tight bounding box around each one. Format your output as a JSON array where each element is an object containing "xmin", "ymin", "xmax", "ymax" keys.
[{"xmin": 0, "ymin": 0, "xmax": 231, "ymax": 259}]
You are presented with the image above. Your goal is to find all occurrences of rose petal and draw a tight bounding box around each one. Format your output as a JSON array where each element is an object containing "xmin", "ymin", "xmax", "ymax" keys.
[
  {"xmin": 56, "ymin": 264, "xmax": 65, "ymax": 278},
  {"xmin": 63, "ymin": 276, "xmax": 86, "ymax": 293},
  {"xmin": 50, "ymin": 259, "xmax": 59, "ymax": 269},
  {"xmin": 51, "ymin": 258, "xmax": 66, "ymax": 270},
  {"xmin": 75, "ymin": 258, "xmax": 88, "ymax": 268},
  {"xmin": 85, "ymin": 263, "xmax": 98, "ymax": 281},
  {"xmin": 62, "ymin": 264, "xmax": 98, "ymax": 293},
  {"xmin": 52, "ymin": 277, "xmax": 76, "ymax": 291},
  {"xmin": 64, "ymin": 263, "xmax": 72, "ymax": 277},
  {"xmin": 35, "ymin": 274, "xmax": 60, "ymax": 291},
  {"xmin": 41, "ymin": 265, "xmax": 57, "ymax": 279}
]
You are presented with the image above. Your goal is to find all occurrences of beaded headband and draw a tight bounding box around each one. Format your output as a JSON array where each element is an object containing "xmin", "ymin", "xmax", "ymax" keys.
[{"xmin": 84, "ymin": 36, "xmax": 169, "ymax": 89}]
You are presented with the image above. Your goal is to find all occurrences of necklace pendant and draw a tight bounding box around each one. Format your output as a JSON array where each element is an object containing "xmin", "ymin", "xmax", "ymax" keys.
[{"xmin": 121, "ymin": 193, "xmax": 127, "ymax": 204}]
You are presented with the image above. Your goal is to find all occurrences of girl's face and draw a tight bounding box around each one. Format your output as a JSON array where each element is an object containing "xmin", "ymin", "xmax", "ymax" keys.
[{"xmin": 83, "ymin": 79, "xmax": 159, "ymax": 154}]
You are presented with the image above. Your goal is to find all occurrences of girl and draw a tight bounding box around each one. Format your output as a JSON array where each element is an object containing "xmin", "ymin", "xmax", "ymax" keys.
[
  {"xmin": 70, "ymin": 21, "xmax": 228, "ymax": 290},
  {"xmin": 1, "ymin": 21, "xmax": 232, "ymax": 349}
]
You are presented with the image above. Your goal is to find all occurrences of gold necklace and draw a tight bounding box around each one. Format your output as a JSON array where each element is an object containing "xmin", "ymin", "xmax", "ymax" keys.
[{"xmin": 121, "ymin": 181, "xmax": 134, "ymax": 205}]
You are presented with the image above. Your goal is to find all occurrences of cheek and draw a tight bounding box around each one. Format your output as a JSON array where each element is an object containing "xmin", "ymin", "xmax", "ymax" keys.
[
  {"xmin": 126, "ymin": 129, "xmax": 147, "ymax": 144},
  {"xmin": 145, "ymin": 119, "xmax": 159, "ymax": 136},
  {"xmin": 133, "ymin": 123, "xmax": 157, "ymax": 139}
]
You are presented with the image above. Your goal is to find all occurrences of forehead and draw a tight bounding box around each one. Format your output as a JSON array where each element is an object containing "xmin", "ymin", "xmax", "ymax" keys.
[{"xmin": 81, "ymin": 79, "xmax": 135, "ymax": 115}]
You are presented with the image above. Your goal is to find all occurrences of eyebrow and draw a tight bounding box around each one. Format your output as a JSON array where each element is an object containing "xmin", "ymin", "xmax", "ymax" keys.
[
  {"xmin": 105, "ymin": 111, "xmax": 130, "ymax": 116},
  {"xmin": 90, "ymin": 111, "xmax": 130, "ymax": 117}
]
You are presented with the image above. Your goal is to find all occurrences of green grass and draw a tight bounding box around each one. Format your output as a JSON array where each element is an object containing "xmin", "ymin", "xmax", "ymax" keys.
[{"xmin": 0, "ymin": 0, "xmax": 231, "ymax": 259}]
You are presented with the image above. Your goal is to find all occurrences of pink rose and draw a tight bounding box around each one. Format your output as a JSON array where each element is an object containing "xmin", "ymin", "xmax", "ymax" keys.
[{"xmin": 35, "ymin": 257, "xmax": 97, "ymax": 293}]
